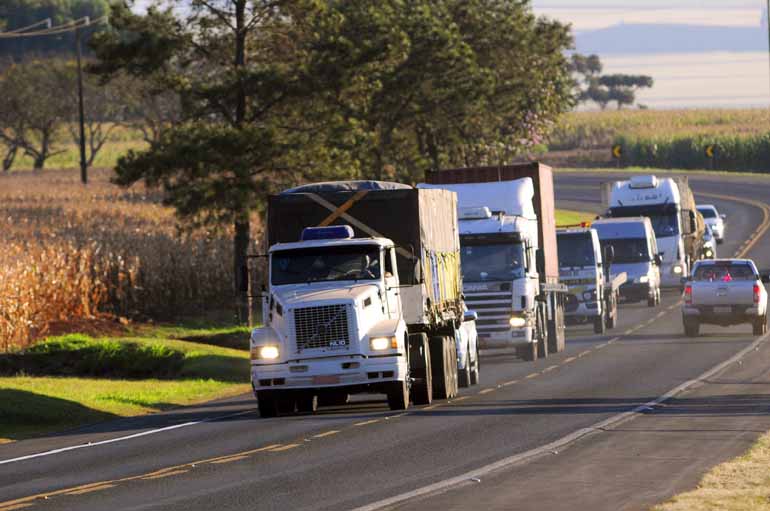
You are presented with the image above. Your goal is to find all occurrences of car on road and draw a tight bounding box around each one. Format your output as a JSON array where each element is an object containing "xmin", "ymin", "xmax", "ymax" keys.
[
  {"xmin": 697, "ymin": 205, "xmax": 726, "ymax": 244},
  {"xmin": 702, "ymin": 224, "xmax": 717, "ymax": 259},
  {"xmin": 682, "ymin": 259, "xmax": 769, "ymax": 337}
]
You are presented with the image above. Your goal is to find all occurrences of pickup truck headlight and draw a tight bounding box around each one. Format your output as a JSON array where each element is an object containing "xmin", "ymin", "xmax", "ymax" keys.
[
  {"xmin": 509, "ymin": 316, "xmax": 526, "ymax": 328},
  {"xmin": 638, "ymin": 275, "xmax": 649, "ymax": 284},
  {"xmin": 371, "ymin": 336, "xmax": 397, "ymax": 351},
  {"xmin": 259, "ymin": 345, "xmax": 280, "ymax": 360}
]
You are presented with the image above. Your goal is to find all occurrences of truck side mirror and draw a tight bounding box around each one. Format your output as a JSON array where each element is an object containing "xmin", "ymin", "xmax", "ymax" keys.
[
  {"xmin": 654, "ymin": 254, "xmax": 663, "ymax": 266},
  {"xmin": 603, "ymin": 245, "xmax": 615, "ymax": 265},
  {"xmin": 463, "ymin": 310, "xmax": 478, "ymax": 322},
  {"xmin": 720, "ymin": 214, "xmax": 727, "ymax": 220},
  {"xmin": 535, "ymin": 248, "xmax": 545, "ymax": 275}
]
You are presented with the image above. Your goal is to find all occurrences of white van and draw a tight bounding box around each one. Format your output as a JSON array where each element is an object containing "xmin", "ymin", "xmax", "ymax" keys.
[{"xmin": 592, "ymin": 217, "xmax": 662, "ymax": 306}]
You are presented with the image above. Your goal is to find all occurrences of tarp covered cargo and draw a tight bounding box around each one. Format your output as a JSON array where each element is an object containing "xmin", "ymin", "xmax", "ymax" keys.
[
  {"xmin": 268, "ymin": 182, "xmax": 462, "ymax": 327},
  {"xmin": 424, "ymin": 163, "xmax": 560, "ymax": 285}
]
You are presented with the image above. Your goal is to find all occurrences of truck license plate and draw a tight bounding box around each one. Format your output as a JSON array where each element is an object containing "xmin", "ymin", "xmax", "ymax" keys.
[
  {"xmin": 313, "ymin": 375, "xmax": 340, "ymax": 385},
  {"xmin": 714, "ymin": 306, "xmax": 732, "ymax": 314}
]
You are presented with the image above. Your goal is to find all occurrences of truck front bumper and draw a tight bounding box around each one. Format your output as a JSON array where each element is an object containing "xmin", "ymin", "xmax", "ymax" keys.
[
  {"xmin": 477, "ymin": 327, "xmax": 532, "ymax": 349},
  {"xmin": 564, "ymin": 299, "xmax": 601, "ymax": 322},
  {"xmin": 619, "ymin": 282, "xmax": 652, "ymax": 303},
  {"xmin": 251, "ymin": 354, "xmax": 407, "ymax": 392},
  {"xmin": 682, "ymin": 305, "xmax": 761, "ymax": 326}
]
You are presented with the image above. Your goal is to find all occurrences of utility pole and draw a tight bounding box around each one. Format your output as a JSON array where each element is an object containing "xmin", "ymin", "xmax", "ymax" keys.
[{"xmin": 75, "ymin": 19, "xmax": 88, "ymax": 184}]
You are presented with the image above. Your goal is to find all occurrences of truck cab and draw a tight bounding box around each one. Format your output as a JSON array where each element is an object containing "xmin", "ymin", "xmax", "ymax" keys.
[
  {"xmin": 603, "ymin": 175, "xmax": 701, "ymax": 287},
  {"xmin": 557, "ymin": 227, "xmax": 605, "ymax": 333}
]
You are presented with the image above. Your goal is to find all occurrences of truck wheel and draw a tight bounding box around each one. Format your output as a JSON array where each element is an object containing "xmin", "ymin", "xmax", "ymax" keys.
[
  {"xmin": 684, "ymin": 319, "xmax": 700, "ymax": 337},
  {"xmin": 470, "ymin": 345, "xmax": 480, "ymax": 385},
  {"xmin": 458, "ymin": 344, "xmax": 471, "ymax": 388},
  {"xmin": 648, "ymin": 293, "xmax": 656, "ymax": 307},
  {"xmin": 431, "ymin": 336, "xmax": 457, "ymax": 399},
  {"xmin": 387, "ymin": 380, "xmax": 409, "ymax": 411},
  {"xmin": 593, "ymin": 315, "xmax": 606, "ymax": 334},
  {"xmin": 606, "ymin": 296, "xmax": 617, "ymax": 329},
  {"xmin": 296, "ymin": 392, "xmax": 318, "ymax": 414},
  {"xmin": 257, "ymin": 390, "xmax": 278, "ymax": 418},
  {"xmin": 753, "ymin": 315, "xmax": 767, "ymax": 336},
  {"xmin": 276, "ymin": 392, "xmax": 297, "ymax": 415},
  {"xmin": 409, "ymin": 333, "xmax": 432, "ymax": 405},
  {"xmin": 520, "ymin": 341, "xmax": 538, "ymax": 362}
]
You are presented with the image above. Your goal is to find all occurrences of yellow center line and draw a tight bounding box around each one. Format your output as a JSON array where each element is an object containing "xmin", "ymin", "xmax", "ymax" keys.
[
  {"xmin": 562, "ymin": 356, "xmax": 577, "ymax": 364},
  {"xmin": 210, "ymin": 455, "xmax": 250, "ymax": 465},
  {"xmin": 524, "ymin": 373, "xmax": 539, "ymax": 379},
  {"xmin": 141, "ymin": 469, "xmax": 190, "ymax": 479},
  {"xmin": 502, "ymin": 380, "xmax": 519, "ymax": 386},
  {"xmin": 577, "ymin": 350, "xmax": 591, "ymax": 358},
  {"xmin": 64, "ymin": 483, "xmax": 116, "ymax": 496},
  {"xmin": 312, "ymin": 430, "xmax": 341, "ymax": 439},
  {"xmin": 267, "ymin": 444, "xmax": 300, "ymax": 452},
  {"xmin": 479, "ymin": 388, "xmax": 495, "ymax": 394},
  {"xmin": 451, "ymin": 396, "xmax": 469, "ymax": 402},
  {"xmin": 594, "ymin": 343, "xmax": 608, "ymax": 350},
  {"xmin": 542, "ymin": 365, "xmax": 559, "ymax": 373},
  {"xmin": 353, "ymin": 419, "xmax": 380, "ymax": 427}
]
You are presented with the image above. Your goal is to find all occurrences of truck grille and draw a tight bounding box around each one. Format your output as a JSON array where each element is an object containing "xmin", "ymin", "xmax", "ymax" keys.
[
  {"xmin": 464, "ymin": 290, "xmax": 513, "ymax": 335},
  {"xmin": 294, "ymin": 304, "xmax": 351, "ymax": 351}
]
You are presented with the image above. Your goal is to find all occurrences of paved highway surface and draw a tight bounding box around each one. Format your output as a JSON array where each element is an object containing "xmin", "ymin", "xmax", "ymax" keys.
[{"xmin": 2, "ymin": 172, "xmax": 770, "ymax": 511}]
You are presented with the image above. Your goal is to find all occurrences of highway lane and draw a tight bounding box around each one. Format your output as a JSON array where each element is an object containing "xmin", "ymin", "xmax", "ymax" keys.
[{"xmin": 1, "ymin": 172, "xmax": 768, "ymax": 511}]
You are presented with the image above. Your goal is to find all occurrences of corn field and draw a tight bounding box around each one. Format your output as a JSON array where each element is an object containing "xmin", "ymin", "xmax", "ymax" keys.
[{"xmin": 0, "ymin": 169, "xmax": 246, "ymax": 352}]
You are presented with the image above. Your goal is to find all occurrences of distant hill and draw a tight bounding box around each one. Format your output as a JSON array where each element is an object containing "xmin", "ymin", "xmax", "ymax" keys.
[{"xmin": 575, "ymin": 23, "xmax": 768, "ymax": 54}]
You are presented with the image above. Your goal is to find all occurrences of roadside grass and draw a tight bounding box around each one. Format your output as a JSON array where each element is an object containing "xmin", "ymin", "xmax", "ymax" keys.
[
  {"xmin": 654, "ymin": 431, "xmax": 770, "ymax": 511},
  {"xmin": 0, "ymin": 331, "xmax": 250, "ymax": 441},
  {"xmin": 555, "ymin": 209, "xmax": 596, "ymax": 227}
]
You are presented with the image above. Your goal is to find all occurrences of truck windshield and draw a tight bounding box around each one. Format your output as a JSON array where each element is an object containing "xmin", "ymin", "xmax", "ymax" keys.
[
  {"xmin": 557, "ymin": 233, "xmax": 595, "ymax": 268},
  {"xmin": 271, "ymin": 246, "xmax": 381, "ymax": 285},
  {"xmin": 608, "ymin": 206, "xmax": 680, "ymax": 238},
  {"xmin": 599, "ymin": 238, "xmax": 650, "ymax": 264},
  {"xmin": 460, "ymin": 241, "xmax": 524, "ymax": 282}
]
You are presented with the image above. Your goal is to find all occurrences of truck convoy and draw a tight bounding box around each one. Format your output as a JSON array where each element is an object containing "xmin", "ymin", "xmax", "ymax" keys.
[
  {"xmin": 421, "ymin": 163, "xmax": 566, "ymax": 362},
  {"xmin": 556, "ymin": 227, "xmax": 626, "ymax": 334},
  {"xmin": 602, "ymin": 175, "xmax": 705, "ymax": 287},
  {"xmin": 250, "ymin": 181, "xmax": 472, "ymax": 416}
]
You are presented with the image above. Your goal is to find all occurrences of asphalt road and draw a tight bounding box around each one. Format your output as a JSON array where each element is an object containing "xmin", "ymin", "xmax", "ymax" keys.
[{"xmin": 2, "ymin": 172, "xmax": 770, "ymax": 511}]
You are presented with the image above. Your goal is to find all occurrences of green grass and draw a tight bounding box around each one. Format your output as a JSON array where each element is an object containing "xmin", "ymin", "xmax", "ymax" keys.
[
  {"xmin": 555, "ymin": 209, "xmax": 595, "ymax": 227},
  {"xmin": 0, "ymin": 329, "xmax": 251, "ymax": 441}
]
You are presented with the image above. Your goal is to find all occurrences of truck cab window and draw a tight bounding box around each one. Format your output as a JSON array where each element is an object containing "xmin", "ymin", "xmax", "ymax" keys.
[
  {"xmin": 271, "ymin": 245, "xmax": 382, "ymax": 285},
  {"xmin": 460, "ymin": 241, "xmax": 525, "ymax": 282}
]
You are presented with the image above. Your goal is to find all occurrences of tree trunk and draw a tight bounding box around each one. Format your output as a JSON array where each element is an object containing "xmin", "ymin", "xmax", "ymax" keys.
[
  {"xmin": 33, "ymin": 154, "xmax": 45, "ymax": 170},
  {"xmin": 233, "ymin": 215, "xmax": 251, "ymax": 323},
  {"xmin": 2, "ymin": 146, "xmax": 17, "ymax": 171}
]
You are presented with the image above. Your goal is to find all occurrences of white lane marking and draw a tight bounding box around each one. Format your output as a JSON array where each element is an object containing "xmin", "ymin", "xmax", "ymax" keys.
[
  {"xmin": 0, "ymin": 410, "xmax": 256, "ymax": 466},
  {"xmin": 352, "ymin": 331, "xmax": 770, "ymax": 511}
]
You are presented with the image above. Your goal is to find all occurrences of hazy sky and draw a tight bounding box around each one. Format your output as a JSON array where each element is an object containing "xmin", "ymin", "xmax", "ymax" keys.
[{"xmin": 532, "ymin": 0, "xmax": 765, "ymax": 31}]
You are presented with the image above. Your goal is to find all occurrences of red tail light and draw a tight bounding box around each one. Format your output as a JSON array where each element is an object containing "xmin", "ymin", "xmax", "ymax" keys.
[
  {"xmin": 684, "ymin": 284, "xmax": 693, "ymax": 305},
  {"xmin": 754, "ymin": 284, "xmax": 761, "ymax": 304}
]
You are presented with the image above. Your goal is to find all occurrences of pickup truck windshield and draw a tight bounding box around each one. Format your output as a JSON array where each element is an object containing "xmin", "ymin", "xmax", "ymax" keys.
[
  {"xmin": 557, "ymin": 232, "xmax": 596, "ymax": 268},
  {"xmin": 694, "ymin": 263, "xmax": 756, "ymax": 282},
  {"xmin": 599, "ymin": 238, "xmax": 650, "ymax": 263},
  {"xmin": 460, "ymin": 241, "xmax": 524, "ymax": 282},
  {"xmin": 271, "ymin": 246, "xmax": 381, "ymax": 285}
]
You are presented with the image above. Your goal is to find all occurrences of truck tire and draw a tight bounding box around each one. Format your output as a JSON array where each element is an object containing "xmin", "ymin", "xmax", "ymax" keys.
[
  {"xmin": 547, "ymin": 297, "xmax": 566, "ymax": 354},
  {"xmin": 684, "ymin": 319, "xmax": 700, "ymax": 337},
  {"xmin": 257, "ymin": 390, "xmax": 278, "ymax": 418},
  {"xmin": 409, "ymin": 333, "xmax": 432, "ymax": 405},
  {"xmin": 317, "ymin": 390, "xmax": 350, "ymax": 407},
  {"xmin": 753, "ymin": 315, "xmax": 767, "ymax": 336},
  {"xmin": 520, "ymin": 341, "xmax": 538, "ymax": 362},
  {"xmin": 648, "ymin": 291, "xmax": 656, "ymax": 308},
  {"xmin": 296, "ymin": 392, "xmax": 318, "ymax": 414},
  {"xmin": 470, "ymin": 345, "xmax": 480, "ymax": 385},
  {"xmin": 276, "ymin": 393, "xmax": 297, "ymax": 415},
  {"xmin": 431, "ymin": 336, "xmax": 458, "ymax": 399},
  {"xmin": 387, "ymin": 380, "xmax": 409, "ymax": 411},
  {"xmin": 458, "ymin": 343, "xmax": 471, "ymax": 388},
  {"xmin": 593, "ymin": 314, "xmax": 606, "ymax": 334}
]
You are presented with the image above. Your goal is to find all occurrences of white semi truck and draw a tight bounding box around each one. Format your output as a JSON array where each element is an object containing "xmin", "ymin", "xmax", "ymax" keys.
[
  {"xmin": 421, "ymin": 163, "xmax": 567, "ymax": 362},
  {"xmin": 602, "ymin": 175, "xmax": 704, "ymax": 287},
  {"xmin": 250, "ymin": 182, "xmax": 473, "ymax": 417}
]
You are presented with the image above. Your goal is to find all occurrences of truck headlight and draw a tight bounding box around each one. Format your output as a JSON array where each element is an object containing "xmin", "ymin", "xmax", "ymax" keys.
[
  {"xmin": 673, "ymin": 265, "xmax": 683, "ymax": 275},
  {"xmin": 705, "ymin": 249, "xmax": 714, "ymax": 258},
  {"xmin": 371, "ymin": 336, "xmax": 397, "ymax": 351},
  {"xmin": 638, "ymin": 275, "xmax": 649, "ymax": 284},
  {"xmin": 509, "ymin": 316, "xmax": 526, "ymax": 328},
  {"xmin": 259, "ymin": 345, "xmax": 280, "ymax": 360}
]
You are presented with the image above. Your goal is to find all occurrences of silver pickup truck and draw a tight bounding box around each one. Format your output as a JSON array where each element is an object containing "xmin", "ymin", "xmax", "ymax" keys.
[{"xmin": 682, "ymin": 259, "xmax": 769, "ymax": 337}]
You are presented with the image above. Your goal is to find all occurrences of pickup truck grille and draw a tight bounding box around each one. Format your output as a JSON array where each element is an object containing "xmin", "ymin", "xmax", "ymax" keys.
[
  {"xmin": 464, "ymin": 290, "xmax": 513, "ymax": 335},
  {"xmin": 294, "ymin": 305, "xmax": 350, "ymax": 351}
]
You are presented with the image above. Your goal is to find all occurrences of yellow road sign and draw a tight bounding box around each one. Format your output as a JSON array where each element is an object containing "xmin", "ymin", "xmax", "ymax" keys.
[
  {"xmin": 705, "ymin": 145, "xmax": 714, "ymax": 158},
  {"xmin": 612, "ymin": 144, "xmax": 622, "ymax": 159}
]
